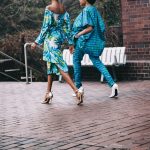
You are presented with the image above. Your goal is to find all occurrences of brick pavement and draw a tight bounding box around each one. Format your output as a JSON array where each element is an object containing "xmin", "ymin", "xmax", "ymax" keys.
[{"xmin": 0, "ymin": 81, "xmax": 150, "ymax": 150}]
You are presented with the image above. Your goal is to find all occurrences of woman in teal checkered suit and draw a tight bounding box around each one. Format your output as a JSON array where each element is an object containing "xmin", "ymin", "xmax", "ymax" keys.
[
  {"xmin": 31, "ymin": 0, "xmax": 83, "ymax": 105},
  {"xmin": 71, "ymin": 0, "xmax": 119, "ymax": 98}
]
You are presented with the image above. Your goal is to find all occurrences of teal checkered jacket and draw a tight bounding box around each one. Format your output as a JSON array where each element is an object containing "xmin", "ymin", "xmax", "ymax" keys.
[{"xmin": 72, "ymin": 5, "xmax": 106, "ymax": 57}]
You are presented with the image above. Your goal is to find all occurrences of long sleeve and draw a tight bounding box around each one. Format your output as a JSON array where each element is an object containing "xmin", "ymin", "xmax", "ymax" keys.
[
  {"xmin": 63, "ymin": 13, "xmax": 74, "ymax": 45},
  {"xmin": 35, "ymin": 8, "xmax": 52, "ymax": 45}
]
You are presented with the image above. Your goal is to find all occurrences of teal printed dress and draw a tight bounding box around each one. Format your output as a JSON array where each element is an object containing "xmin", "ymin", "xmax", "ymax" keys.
[
  {"xmin": 35, "ymin": 7, "xmax": 73, "ymax": 75},
  {"xmin": 72, "ymin": 5, "xmax": 115, "ymax": 88}
]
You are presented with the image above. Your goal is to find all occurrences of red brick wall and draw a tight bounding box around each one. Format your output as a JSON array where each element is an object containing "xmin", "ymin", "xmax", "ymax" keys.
[
  {"xmin": 120, "ymin": 0, "xmax": 150, "ymax": 80},
  {"xmin": 121, "ymin": 0, "xmax": 150, "ymax": 60}
]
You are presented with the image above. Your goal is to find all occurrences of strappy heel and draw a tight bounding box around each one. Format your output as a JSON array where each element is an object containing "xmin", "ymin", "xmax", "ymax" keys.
[
  {"xmin": 75, "ymin": 90, "xmax": 84, "ymax": 105},
  {"xmin": 42, "ymin": 92, "xmax": 53, "ymax": 104}
]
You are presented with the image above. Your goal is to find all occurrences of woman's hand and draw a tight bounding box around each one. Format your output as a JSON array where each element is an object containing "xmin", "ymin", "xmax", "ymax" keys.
[
  {"xmin": 69, "ymin": 45, "xmax": 74, "ymax": 54},
  {"xmin": 75, "ymin": 33, "xmax": 80, "ymax": 39},
  {"xmin": 31, "ymin": 42, "xmax": 37, "ymax": 50}
]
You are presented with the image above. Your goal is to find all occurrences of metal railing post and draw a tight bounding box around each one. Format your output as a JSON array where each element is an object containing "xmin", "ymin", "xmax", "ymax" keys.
[
  {"xmin": 30, "ymin": 69, "xmax": 33, "ymax": 83},
  {"xmin": 24, "ymin": 43, "xmax": 32, "ymax": 84}
]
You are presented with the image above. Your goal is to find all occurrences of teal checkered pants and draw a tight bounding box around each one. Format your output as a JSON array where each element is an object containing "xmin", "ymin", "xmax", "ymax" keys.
[{"xmin": 73, "ymin": 47, "xmax": 115, "ymax": 89}]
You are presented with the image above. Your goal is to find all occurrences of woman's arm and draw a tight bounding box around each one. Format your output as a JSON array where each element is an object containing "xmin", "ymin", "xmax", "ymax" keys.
[
  {"xmin": 63, "ymin": 13, "xmax": 74, "ymax": 45},
  {"xmin": 75, "ymin": 8, "xmax": 94, "ymax": 38},
  {"xmin": 75, "ymin": 26, "xmax": 93, "ymax": 38}
]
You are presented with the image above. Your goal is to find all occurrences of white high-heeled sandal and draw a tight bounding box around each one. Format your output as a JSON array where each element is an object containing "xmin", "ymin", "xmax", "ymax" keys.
[
  {"xmin": 109, "ymin": 84, "xmax": 119, "ymax": 98},
  {"xmin": 72, "ymin": 86, "xmax": 84, "ymax": 97},
  {"xmin": 42, "ymin": 92, "xmax": 53, "ymax": 104},
  {"xmin": 75, "ymin": 89, "xmax": 84, "ymax": 105}
]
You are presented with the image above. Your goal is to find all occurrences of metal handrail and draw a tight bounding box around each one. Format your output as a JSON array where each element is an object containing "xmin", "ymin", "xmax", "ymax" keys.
[
  {"xmin": 24, "ymin": 43, "xmax": 45, "ymax": 84},
  {"xmin": 0, "ymin": 72, "xmax": 21, "ymax": 82},
  {"xmin": 0, "ymin": 48, "xmax": 46, "ymax": 84},
  {"xmin": 24, "ymin": 43, "xmax": 31, "ymax": 84},
  {"xmin": 0, "ymin": 51, "xmax": 28, "ymax": 68}
]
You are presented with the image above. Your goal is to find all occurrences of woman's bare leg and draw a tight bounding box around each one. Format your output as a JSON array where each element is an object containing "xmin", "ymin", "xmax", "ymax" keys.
[
  {"xmin": 59, "ymin": 69, "xmax": 78, "ymax": 93},
  {"xmin": 59, "ymin": 69, "xmax": 84, "ymax": 105},
  {"xmin": 47, "ymin": 75, "xmax": 53, "ymax": 92}
]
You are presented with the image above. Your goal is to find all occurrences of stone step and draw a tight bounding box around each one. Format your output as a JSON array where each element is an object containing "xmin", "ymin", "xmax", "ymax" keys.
[
  {"xmin": 20, "ymin": 76, "xmax": 35, "ymax": 80},
  {"xmin": 0, "ymin": 59, "xmax": 12, "ymax": 63},
  {"xmin": 5, "ymin": 69, "xmax": 20, "ymax": 72}
]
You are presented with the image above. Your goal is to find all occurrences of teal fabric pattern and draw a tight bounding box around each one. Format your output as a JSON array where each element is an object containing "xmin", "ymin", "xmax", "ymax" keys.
[
  {"xmin": 72, "ymin": 5, "xmax": 115, "ymax": 88},
  {"xmin": 72, "ymin": 5, "xmax": 106, "ymax": 57},
  {"xmin": 35, "ymin": 8, "xmax": 73, "ymax": 75}
]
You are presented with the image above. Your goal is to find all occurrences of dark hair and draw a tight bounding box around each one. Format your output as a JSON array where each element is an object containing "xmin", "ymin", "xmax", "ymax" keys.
[{"xmin": 86, "ymin": 0, "xmax": 96, "ymax": 5}]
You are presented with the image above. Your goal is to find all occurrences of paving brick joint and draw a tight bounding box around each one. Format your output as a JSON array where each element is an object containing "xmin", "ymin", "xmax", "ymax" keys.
[{"xmin": 0, "ymin": 81, "xmax": 150, "ymax": 150}]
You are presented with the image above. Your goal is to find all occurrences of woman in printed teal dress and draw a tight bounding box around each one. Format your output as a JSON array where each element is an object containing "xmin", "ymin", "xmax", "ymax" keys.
[
  {"xmin": 71, "ymin": 0, "xmax": 119, "ymax": 98},
  {"xmin": 31, "ymin": 0, "xmax": 83, "ymax": 105}
]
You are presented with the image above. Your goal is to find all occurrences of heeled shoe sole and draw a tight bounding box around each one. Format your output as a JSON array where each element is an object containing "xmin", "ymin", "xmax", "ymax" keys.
[
  {"xmin": 115, "ymin": 89, "xmax": 118, "ymax": 97},
  {"xmin": 41, "ymin": 98, "xmax": 52, "ymax": 104},
  {"xmin": 109, "ymin": 89, "xmax": 118, "ymax": 98},
  {"xmin": 77, "ymin": 94, "xmax": 83, "ymax": 105}
]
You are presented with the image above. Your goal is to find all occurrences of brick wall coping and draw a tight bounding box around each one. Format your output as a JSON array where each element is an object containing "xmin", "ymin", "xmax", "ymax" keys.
[{"xmin": 127, "ymin": 60, "xmax": 150, "ymax": 63}]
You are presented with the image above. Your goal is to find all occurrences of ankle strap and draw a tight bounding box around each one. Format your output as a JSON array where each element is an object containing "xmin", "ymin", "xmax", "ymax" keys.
[
  {"xmin": 75, "ymin": 90, "xmax": 78, "ymax": 94},
  {"xmin": 46, "ymin": 91, "xmax": 52, "ymax": 94}
]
